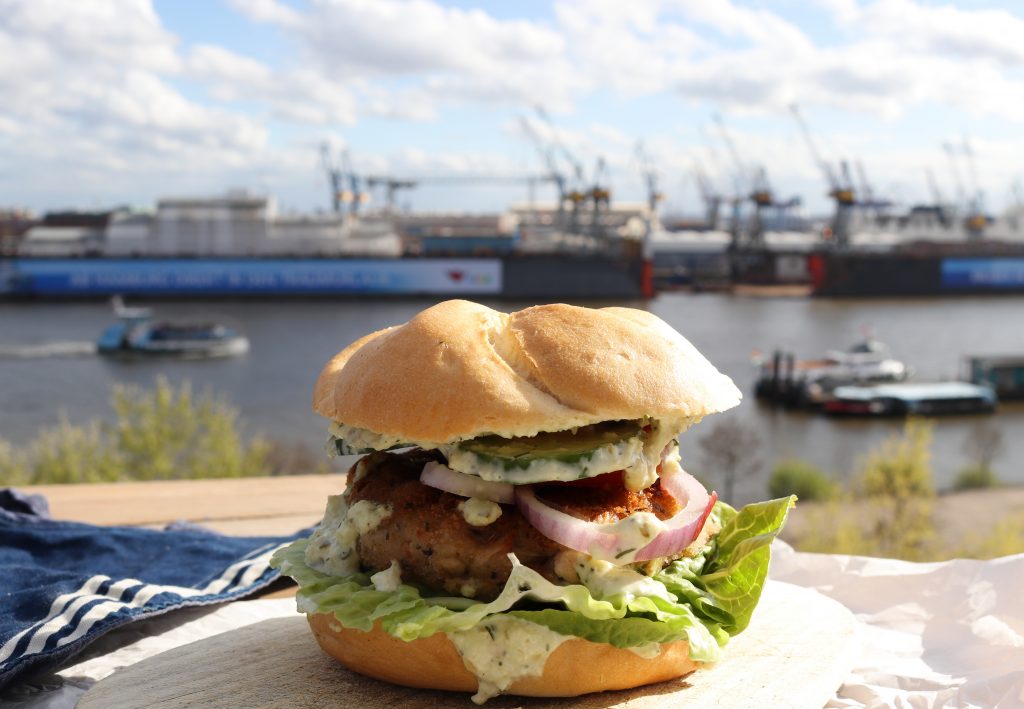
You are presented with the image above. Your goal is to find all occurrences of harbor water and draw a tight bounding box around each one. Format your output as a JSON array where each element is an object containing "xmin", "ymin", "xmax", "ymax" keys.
[{"xmin": 1, "ymin": 293, "xmax": 1022, "ymax": 504}]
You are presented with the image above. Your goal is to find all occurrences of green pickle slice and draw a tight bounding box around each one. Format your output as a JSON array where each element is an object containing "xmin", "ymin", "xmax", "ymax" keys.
[{"xmin": 457, "ymin": 419, "xmax": 644, "ymax": 469}]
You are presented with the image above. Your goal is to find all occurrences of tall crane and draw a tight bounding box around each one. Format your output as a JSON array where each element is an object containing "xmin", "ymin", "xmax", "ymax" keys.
[
  {"xmin": 533, "ymin": 106, "xmax": 589, "ymax": 213},
  {"xmin": 589, "ymin": 156, "xmax": 612, "ymax": 241},
  {"xmin": 961, "ymin": 136, "xmax": 987, "ymax": 240},
  {"xmin": 925, "ymin": 167, "xmax": 944, "ymax": 206},
  {"xmin": 518, "ymin": 116, "xmax": 567, "ymax": 228},
  {"xmin": 634, "ymin": 142, "xmax": 661, "ymax": 297},
  {"xmin": 363, "ymin": 172, "xmax": 555, "ymax": 214},
  {"xmin": 942, "ymin": 141, "xmax": 967, "ymax": 211},
  {"xmin": 944, "ymin": 140, "xmax": 986, "ymax": 240},
  {"xmin": 363, "ymin": 176, "xmax": 417, "ymax": 213},
  {"xmin": 924, "ymin": 167, "xmax": 951, "ymax": 228},
  {"xmin": 789, "ymin": 104, "xmax": 856, "ymax": 249},
  {"xmin": 1010, "ymin": 178, "xmax": 1024, "ymax": 231},
  {"xmin": 711, "ymin": 114, "xmax": 750, "ymax": 248},
  {"xmin": 692, "ymin": 162, "xmax": 722, "ymax": 231},
  {"xmin": 320, "ymin": 143, "xmax": 364, "ymax": 215},
  {"xmin": 714, "ymin": 113, "xmax": 777, "ymax": 248},
  {"xmin": 854, "ymin": 160, "xmax": 874, "ymax": 207}
]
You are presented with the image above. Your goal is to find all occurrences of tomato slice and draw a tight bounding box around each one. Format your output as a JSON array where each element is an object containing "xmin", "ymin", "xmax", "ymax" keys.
[{"xmin": 544, "ymin": 470, "xmax": 625, "ymax": 489}]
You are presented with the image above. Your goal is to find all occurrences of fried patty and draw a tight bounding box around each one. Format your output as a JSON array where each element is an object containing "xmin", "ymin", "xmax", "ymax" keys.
[{"xmin": 344, "ymin": 449, "xmax": 706, "ymax": 601}]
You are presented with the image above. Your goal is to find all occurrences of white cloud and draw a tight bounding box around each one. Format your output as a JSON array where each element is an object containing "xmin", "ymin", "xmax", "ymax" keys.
[
  {"xmin": 4, "ymin": 0, "xmax": 1024, "ymax": 213},
  {"xmin": 230, "ymin": 0, "xmax": 579, "ymax": 110}
]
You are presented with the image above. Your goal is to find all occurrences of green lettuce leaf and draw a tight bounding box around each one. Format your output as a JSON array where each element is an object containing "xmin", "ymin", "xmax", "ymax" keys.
[{"xmin": 270, "ymin": 495, "xmax": 795, "ymax": 662}]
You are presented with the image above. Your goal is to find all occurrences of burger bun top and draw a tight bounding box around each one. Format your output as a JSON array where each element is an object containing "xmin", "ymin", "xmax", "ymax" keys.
[{"xmin": 313, "ymin": 300, "xmax": 741, "ymax": 443}]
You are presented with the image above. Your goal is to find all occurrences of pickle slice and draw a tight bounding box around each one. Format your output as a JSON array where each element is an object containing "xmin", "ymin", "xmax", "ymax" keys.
[
  {"xmin": 328, "ymin": 436, "xmax": 410, "ymax": 457},
  {"xmin": 457, "ymin": 420, "xmax": 644, "ymax": 469}
]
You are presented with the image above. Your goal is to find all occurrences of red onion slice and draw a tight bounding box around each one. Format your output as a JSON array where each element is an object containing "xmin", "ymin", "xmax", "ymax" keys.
[
  {"xmin": 635, "ymin": 480, "xmax": 717, "ymax": 562},
  {"xmin": 514, "ymin": 467, "xmax": 716, "ymax": 565},
  {"xmin": 420, "ymin": 461, "xmax": 514, "ymax": 504}
]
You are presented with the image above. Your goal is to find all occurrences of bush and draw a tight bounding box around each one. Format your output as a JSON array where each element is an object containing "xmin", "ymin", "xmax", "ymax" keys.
[
  {"xmin": 952, "ymin": 465, "xmax": 1000, "ymax": 492},
  {"xmin": 958, "ymin": 512, "xmax": 1024, "ymax": 558},
  {"xmin": 108, "ymin": 379, "xmax": 270, "ymax": 480},
  {"xmin": 853, "ymin": 419, "xmax": 936, "ymax": 559},
  {"xmin": 857, "ymin": 418, "xmax": 934, "ymax": 499},
  {"xmin": 768, "ymin": 460, "xmax": 837, "ymax": 501},
  {"xmin": 0, "ymin": 378, "xmax": 276, "ymax": 485}
]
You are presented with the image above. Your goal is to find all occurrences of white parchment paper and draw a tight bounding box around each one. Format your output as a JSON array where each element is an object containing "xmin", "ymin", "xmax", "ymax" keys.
[{"xmin": 770, "ymin": 542, "xmax": 1024, "ymax": 708}]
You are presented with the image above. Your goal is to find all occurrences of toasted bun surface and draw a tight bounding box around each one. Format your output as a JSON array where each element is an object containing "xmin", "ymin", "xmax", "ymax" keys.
[
  {"xmin": 307, "ymin": 614, "xmax": 700, "ymax": 698},
  {"xmin": 313, "ymin": 300, "xmax": 741, "ymax": 442}
]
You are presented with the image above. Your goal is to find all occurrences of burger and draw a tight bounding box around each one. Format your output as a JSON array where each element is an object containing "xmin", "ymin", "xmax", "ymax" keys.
[{"xmin": 271, "ymin": 300, "xmax": 794, "ymax": 703}]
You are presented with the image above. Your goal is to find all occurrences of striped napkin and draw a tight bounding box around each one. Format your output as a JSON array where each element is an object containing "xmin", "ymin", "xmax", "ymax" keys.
[{"xmin": 0, "ymin": 489, "xmax": 307, "ymax": 689}]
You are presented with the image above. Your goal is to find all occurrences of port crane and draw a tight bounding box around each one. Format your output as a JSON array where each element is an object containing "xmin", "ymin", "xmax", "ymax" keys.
[
  {"xmin": 1008, "ymin": 179, "xmax": 1023, "ymax": 231},
  {"xmin": 709, "ymin": 116, "xmax": 749, "ymax": 248},
  {"xmin": 518, "ymin": 115, "xmax": 569, "ymax": 230},
  {"xmin": 692, "ymin": 161, "xmax": 722, "ymax": 231},
  {"xmin": 943, "ymin": 140, "xmax": 987, "ymax": 240},
  {"xmin": 923, "ymin": 167, "xmax": 952, "ymax": 227},
  {"xmin": 634, "ymin": 141, "xmax": 663, "ymax": 216},
  {"xmin": 320, "ymin": 143, "xmax": 367, "ymax": 215},
  {"xmin": 714, "ymin": 113, "xmax": 788, "ymax": 248},
  {"xmin": 531, "ymin": 106, "xmax": 614, "ymax": 239},
  {"xmin": 960, "ymin": 136, "xmax": 988, "ymax": 240},
  {"xmin": 789, "ymin": 103, "xmax": 857, "ymax": 249}
]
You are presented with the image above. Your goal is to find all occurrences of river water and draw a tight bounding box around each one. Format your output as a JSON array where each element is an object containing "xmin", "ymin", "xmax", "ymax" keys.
[{"xmin": 1, "ymin": 294, "xmax": 1021, "ymax": 503}]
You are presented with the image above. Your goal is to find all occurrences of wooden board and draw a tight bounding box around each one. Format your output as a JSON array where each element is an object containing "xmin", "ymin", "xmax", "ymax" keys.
[{"xmin": 79, "ymin": 581, "xmax": 857, "ymax": 708}]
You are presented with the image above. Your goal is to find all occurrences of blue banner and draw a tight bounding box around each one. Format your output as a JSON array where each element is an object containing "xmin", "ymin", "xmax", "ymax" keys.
[
  {"xmin": 1, "ymin": 258, "xmax": 502, "ymax": 296},
  {"xmin": 941, "ymin": 258, "xmax": 1024, "ymax": 290}
]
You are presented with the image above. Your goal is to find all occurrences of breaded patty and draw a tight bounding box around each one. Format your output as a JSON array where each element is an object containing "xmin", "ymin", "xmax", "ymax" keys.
[{"xmin": 346, "ymin": 449, "xmax": 709, "ymax": 601}]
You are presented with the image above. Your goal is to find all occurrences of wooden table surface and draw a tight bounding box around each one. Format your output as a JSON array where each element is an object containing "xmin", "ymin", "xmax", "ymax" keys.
[{"xmin": 25, "ymin": 474, "xmax": 342, "ymax": 535}]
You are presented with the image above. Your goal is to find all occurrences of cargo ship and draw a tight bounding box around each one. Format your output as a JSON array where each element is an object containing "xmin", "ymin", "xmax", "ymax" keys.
[{"xmin": 1, "ymin": 194, "xmax": 648, "ymax": 300}]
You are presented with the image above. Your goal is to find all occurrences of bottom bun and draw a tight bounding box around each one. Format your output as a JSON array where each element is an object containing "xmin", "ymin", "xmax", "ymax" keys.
[{"xmin": 307, "ymin": 613, "xmax": 701, "ymax": 698}]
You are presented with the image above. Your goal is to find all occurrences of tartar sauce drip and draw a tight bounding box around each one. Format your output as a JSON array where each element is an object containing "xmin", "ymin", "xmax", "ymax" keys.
[
  {"xmin": 303, "ymin": 495, "xmax": 392, "ymax": 576},
  {"xmin": 449, "ymin": 616, "xmax": 569, "ymax": 704}
]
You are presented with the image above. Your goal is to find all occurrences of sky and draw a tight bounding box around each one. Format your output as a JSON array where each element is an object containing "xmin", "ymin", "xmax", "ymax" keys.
[{"xmin": 2, "ymin": 0, "xmax": 1024, "ymax": 217}]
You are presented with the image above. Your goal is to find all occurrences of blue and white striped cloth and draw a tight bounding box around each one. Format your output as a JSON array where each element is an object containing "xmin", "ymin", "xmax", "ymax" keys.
[{"xmin": 0, "ymin": 488, "xmax": 308, "ymax": 689}]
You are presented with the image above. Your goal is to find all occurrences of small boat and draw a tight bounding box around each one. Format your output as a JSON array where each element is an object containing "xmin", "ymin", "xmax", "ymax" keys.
[
  {"xmin": 97, "ymin": 297, "xmax": 249, "ymax": 358},
  {"xmin": 754, "ymin": 337, "xmax": 911, "ymax": 408},
  {"xmin": 823, "ymin": 381, "xmax": 997, "ymax": 417}
]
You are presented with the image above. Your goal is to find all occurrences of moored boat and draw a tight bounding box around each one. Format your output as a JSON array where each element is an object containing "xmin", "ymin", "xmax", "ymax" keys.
[
  {"xmin": 823, "ymin": 381, "xmax": 997, "ymax": 417},
  {"xmin": 754, "ymin": 338, "xmax": 911, "ymax": 408}
]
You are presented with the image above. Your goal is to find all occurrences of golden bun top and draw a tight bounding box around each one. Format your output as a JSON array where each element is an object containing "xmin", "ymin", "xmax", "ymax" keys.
[{"xmin": 313, "ymin": 300, "xmax": 741, "ymax": 443}]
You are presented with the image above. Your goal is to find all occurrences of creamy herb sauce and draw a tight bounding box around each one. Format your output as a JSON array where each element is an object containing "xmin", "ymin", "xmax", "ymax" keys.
[
  {"xmin": 448, "ymin": 616, "xmax": 569, "ymax": 704},
  {"xmin": 565, "ymin": 551, "xmax": 674, "ymax": 601},
  {"xmin": 627, "ymin": 643, "xmax": 663, "ymax": 659},
  {"xmin": 303, "ymin": 496, "xmax": 392, "ymax": 576},
  {"xmin": 328, "ymin": 421, "xmax": 417, "ymax": 452},
  {"xmin": 459, "ymin": 497, "xmax": 503, "ymax": 526},
  {"xmin": 444, "ymin": 417, "xmax": 694, "ymax": 490},
  {"xmin": 328, "ymin": 418, "xmax": 696, "ymax": 492}
]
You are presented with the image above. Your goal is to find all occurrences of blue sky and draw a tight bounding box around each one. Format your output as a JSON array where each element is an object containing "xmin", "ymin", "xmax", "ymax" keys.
[{"xmin": 2, "ymin": 0, "xmax": 1024, "ymax": 216}]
